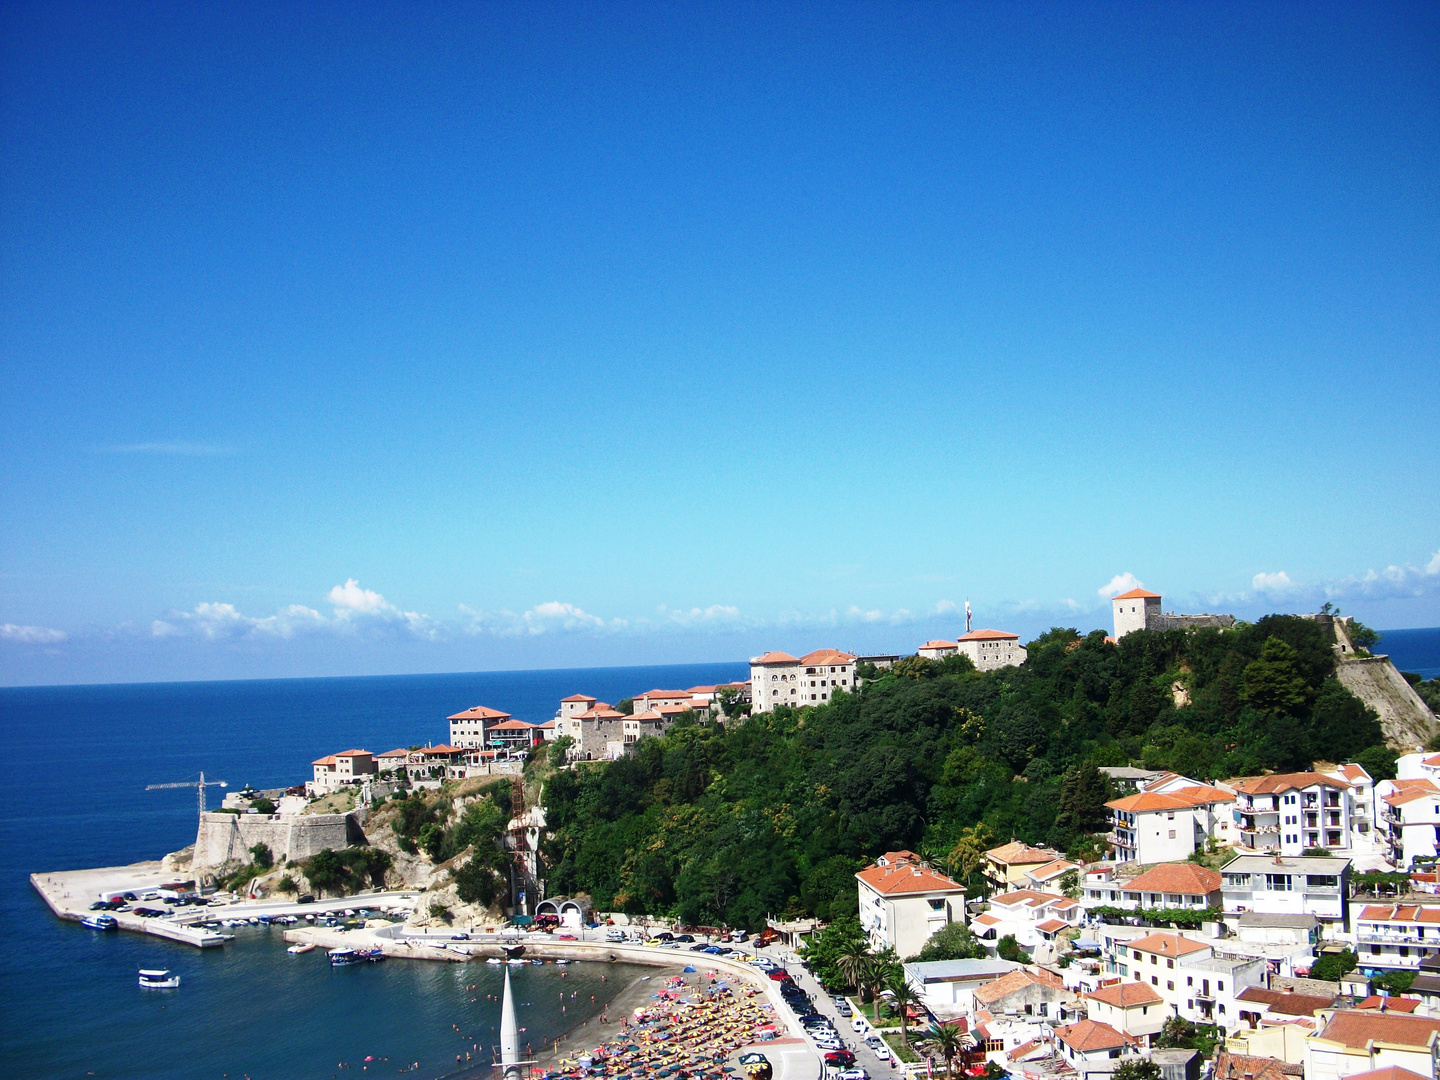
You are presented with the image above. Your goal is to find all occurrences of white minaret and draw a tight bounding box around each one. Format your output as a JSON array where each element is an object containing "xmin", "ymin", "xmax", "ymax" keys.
[{"xmin": 500, "ymin": 964, "xmax": 521, "ymax": 1080}]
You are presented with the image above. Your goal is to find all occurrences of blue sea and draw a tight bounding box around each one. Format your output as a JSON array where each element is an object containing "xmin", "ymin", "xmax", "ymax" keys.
[
  {"xmin": 0, "ymin": 662, "xmax": 747, "ymax": 1080},
  {"xmin": 1378, "ymin": 626, "xmax": 1440, "ymax": 680}
]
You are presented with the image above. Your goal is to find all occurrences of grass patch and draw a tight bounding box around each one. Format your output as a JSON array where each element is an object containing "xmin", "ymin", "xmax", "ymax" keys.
[{"xmin": 882, "ymin": 1031, "xmax": 920, "ymax": 1064}]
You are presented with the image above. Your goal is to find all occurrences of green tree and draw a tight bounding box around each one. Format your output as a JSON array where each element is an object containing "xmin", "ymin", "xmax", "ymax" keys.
[
  {"xmin": 1113, "ymin": 1060, "xmax": 1161, "ymax": 1080},
  {"xmin": 548, "ymin": 736, "xmax": 574, "ymax": 769},
  {"xmin": 1346, "ymin": 618, "xmax": 1380, "ymax": 651},
  {"xmin": 886, "ymin": 970, "xmax": 922, "ymax": 1048},
  {"xmin": 249, "ymin": 842, "xmax": 273, "ymax": 869},
  {"xmin": 927, "ymin": 1024, "xmax": 965, "ymax": 1080},
  {"xmin": 1355, "ymin": 745, "xmax": 1399, "ymax": 782},
  {"xmin": 1310, "ymin": 949, "xmax": 1357, "ymax": 981},
  {"xmin": 1241, "ymin": 637, "xmax": 1313, "ymax": 715},
  {"xmin": 910, "ymin": 922, "xmax": 986, "ymax": 962},
  {"xmin": 250, "ymin": 797, "xmax": 276, "ymax": 815},
  {"xmin": 1055, "ymin": 760, "xmax": 1113, "ymax": 835},
  {"xmin": 837, "ymin": 941, "xmax": 870, "ymax": 997},
  {"xmin": 1374, "ymin": 970, "xmax": 1416, "ymax": 994},
  {"xmin": 996, "ymin": 935, "xmax": 1028, "ymax": 963},
  {"xmin": 801, "ymin": 915, "xmax": 868, "ymax": 990},
  {"xmin": 861, "ymin": 950, "xmax": 899, "ymax": 1022},
  {"xmin": 947, "ymin": 823, "xmax": 994, "ymax": 887}
]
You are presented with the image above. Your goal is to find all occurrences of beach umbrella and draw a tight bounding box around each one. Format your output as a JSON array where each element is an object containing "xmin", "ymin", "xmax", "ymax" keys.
[{"xmin": 684, "ymin": 965, "xmax": 696, "ymax": 973}]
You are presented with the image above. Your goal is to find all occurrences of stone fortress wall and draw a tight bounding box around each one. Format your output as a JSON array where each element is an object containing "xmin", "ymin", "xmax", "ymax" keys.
[{"xmin": 192, "ymin": 811, "xmax": 363, "ymax": 872}]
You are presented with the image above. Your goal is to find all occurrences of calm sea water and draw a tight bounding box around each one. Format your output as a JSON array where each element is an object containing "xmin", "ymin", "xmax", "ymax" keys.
[
  {"xmin": 1378, "ymin": 626, "xmax": 1440, "ymax": 680},
  {"xmin": 0, "ymin": 662, "xmax": 747, "ymax": 1080}
]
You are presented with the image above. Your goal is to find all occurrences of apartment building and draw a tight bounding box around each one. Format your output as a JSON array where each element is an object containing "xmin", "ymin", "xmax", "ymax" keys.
[
  {"xmin": 1106, "ymin": 783, "xmax": 1235, "ymax": 863},
  {"xmin": 972, "ymin": 889, "xmax": 1083, "ymax": 952},
  {"xmin": 1305, "ymin": 1010, "xmax": 1440, "ymax": 1080},
  {"xmin": 1107, "ymin": 931, "xmax": 1265, "ymax": 1033},
  {"xmin": 856, "ymin": 850, "xmax": 966, "ymax": 957},
  {"xmin": 1084, "ymin": 981, "xmax": 1167, "ymax": 1044},
  {"xmin": 749, "ymin": 649, "xmax": 857, "ymax": 712},
  {"xmin": 1220, "ymin": 854, "xmax": 1351, "ymax": 927},
  {"xmin": 1081, "ymin": 863, "xmax": 1222, "ymax": 913},
  {"xmin": 1230, "ymin": 772, "xmax": 1357, "ymax": 855},
  {"xmin": 447, "ymin": 705, "xmax": 512, "ymax": 750},
  {"xmin": 1378, "ymin": 780, "xmax": 1440, "ymax": 868},
  {"xmin": 984, "ymin": 841, "xmax": 1066, "ymax": 892},
  {"xmin": 553, "ymin": 695, "xmax": 597, "ymax": 741},
  {"xmin": 1353, "ymin": 904, "xmax": 1440, "ymax": 971},
  {"xmin": 1054, "ymin": 1019, "xmax": 1137, "ymax": 1078},
  {"xmin": 310, "ymin": 748, "xmax": 377, "ymax": 794}
]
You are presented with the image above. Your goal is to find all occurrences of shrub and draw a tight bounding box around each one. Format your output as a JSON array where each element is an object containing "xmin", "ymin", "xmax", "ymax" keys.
[
  {"xmin": 249, "ymin": 797, "xmax": 276, "ymax": 815},
  {"xmin": 250, "ymin": 843, "xmax": 273, "ymax": 869},
  {"xmin": 1311, "ymin": 949, "xmax": 1358, "ymax": 982},
  {"xmin": 429, "ymin": 901, "xmax": 453, "ymax": 924},
  {"xmin": 277, "ymin": 875, "xmax": 296, "ymax": 893},
  {"xmin": 996, "ymin": 935, "xmax": 1028, "ymax": 962}
]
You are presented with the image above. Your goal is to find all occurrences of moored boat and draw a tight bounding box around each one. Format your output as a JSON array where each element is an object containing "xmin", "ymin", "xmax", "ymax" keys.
[
  {"xmin": 138, "ymin": 969, "xmax": 180, "ymax": 989},
  {"xmin": 328, "ymin": 948, "xmax": 362, "ymax": 966},
  {"xmin": 81, "ymin": 914, "xmax": 117, "ymax": 930},
  {"xmin": 287, "ymin": 942, "xmax": 315, "ymax": 954}
]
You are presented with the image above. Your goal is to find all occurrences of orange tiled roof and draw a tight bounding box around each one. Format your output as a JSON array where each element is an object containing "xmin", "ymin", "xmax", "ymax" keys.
[
  {"xmin": 1236, "ymin": 987, "xmax": 1335, "ymax": 1016},
  {"xmin": 1124, "ymin": 863, "xmax": 1222, "ymax": 896},
  {"xmin": 751, "ymin": 651, "xmax": 799, "ymax": 665},
  {"xmin": 1112, "ymin": 588, "xmax": 1161, "ymax": 600},
  {"xmin": 1342, "ymin": 1068, "xmax": 1431, "ymax": 1080},
  {"xmin": 800, "ymin": 649, "xmax": 857, "ymax": 666},
  {"xmin": 1127, "ymin": 932, "xmax": 1209, "ymax": 958},
  {"xmin": 312, "ymin": 755, "xmax": 337, "ymax": 766},
  {"xmin": 1385, "ymin": 782, "xmax": 1440, "ymax": 806},
  {"xmin": 1358, "ymin": 904, "xmax": 1440, "ymax": 925},
  {"xmin": 447, "ymin": 705, "xmax": 511, "ymax": 721},
  {"xmin": 857, "ymin": 857, "xmax": 964, "ymax": 896},
  {"xmin": 560, "ymin": 694, "xmax": 596, "ymax": 703},
  {"xmin": 986, "ymin": 841, "xmax": 1060, "ymax": 866},
  {"xmin": 1107, "ymin": 789, "xmax": 1217, "ymax": 813},
  {"xmin": 1357, "ymin": 996, "xmax": 1421, "ymax": 1013},
  {"xmin": 973, "ymin": 967, "xmax": 1065, "ymax": 1005},
  {"xmin": 1056, "ymin": 1019, "xmax": 1130, "ymax": 1052},
  {"xmin": 376, "ymin": 748, "xmax": 410, "ymax": 758},
  {"xmin": 1036, "ymin": 918, "xmax": 1069, "ymax": 933},
  {"xmin": 990, "ymin": 889, "xmax": 1071, "ymax": 908},
  {"xmin": 1230, "ymin": 772, "xmax": 1349, "ymax": 794},
  {"xmin": 1087, "ymin": 982, "xmax": 1162, "ymax": 1008},
  {"xmin": 1213, "ymin": 1054, "xmax": 1293, "ymax": 1080},
  {"xmin": 335, "ymin": 748, "xmax": 370, "ymax": 757},
  {"xmin": 489, "ymin": 720, "xmax": 537, "ymax": 731},
  {"xmin": 957, "ymin": 629, "xmax": 1020, "ymax": 641},
  {"xmin": 920, "ymin": 640, "xmax": 959, "ymax": 650},
  {"xmin": 1316, "ymin": 1011, "xmax": 1440, "ymax": 1050}
]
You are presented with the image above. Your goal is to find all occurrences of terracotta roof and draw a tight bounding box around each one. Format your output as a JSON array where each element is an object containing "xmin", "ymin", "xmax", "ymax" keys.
[
  {"xmin": 973, "ymin": 967, "xmax": 1065, "ymax": 1005},
  {"xmin": 856, "ymin": 858, "xmax": 964, "ymax": 896},
  {"xmin": 973, "ymin": 913, "xmax": 1001, "ymax": 926},
  {"xmin": 1107, "ymin": 790, "xmax": 1214, "ymax": 813},
  {"xmin": 577, "ymin": 707, "xmax": 624, "ymax": 719},
  {"xmin": 1342, "ymin": 1069, "xmax": 1431, "ymax": 1080},
  {"xmin": 751, "ymin": 651, "xmax": 799, "ymax": 665},
  {"xmin": 990, "ymin": 889, "xmax": 1071, "ymax": 908},
  {"xmin": 488, "ymin": 720, "xmax": 537, "ymax": 731},
  {"xmin": 1316, "ymin": 1010, "xmax": 1440, "ymax": 1050},
  {"xmin": 312, "ymin": 755, "xmax": 337, "ymax": 766},
  {"xmin": 1127, "ymin": 933, "xmax": 1209, "ymax": 958},
  {"xmin": 1425, "ymin": 755, "xmax": 1440, "ymax": 767},
  {"xmin": 334, "ymin": 748, "xmax": 370, "ymax": 757},
  {"xmin": 1006, "ymin": 1039, "xmax": 1045, "ymax": 1063},
  {"xmin": 1385, "ymin": 783, "xmax": 1440, "ymax": 807},
  {"xmin": 422, "ymin": 744, "xmax": 463, "ymax": 754},
  {"xmin": 655, "ymin": 704, "xmax": 692, "ymax": 715},
  {"xmin": 1028, "ymin": 859, "xmax": 1083, "ymax": 880},
  {"xmin": 919, "ymin": 640, "xmax": 959, "ymax": 650},
  {"xmin": 1124, "ymin": 863, "xmax": 1223, "ymax": 896},
  {"xmin": 1213, "ymin": 1053, "xmax": 1293, "ymax": 1080},
  {"xmin": 686, "ymin": 685, "xmax": 719, "ymax": 694},
  {"xmin": 1036, "ymin": 918, "xmax": 1069, "ymax": 933},
  {"xmin": 637, "ymin": 689, "xmax": 688, "ymax": 698},
  {"xmin": 1056, "ymin": 1019, "xmax": 1130, "ymax": 1052},
  {"xmin": 447, "ymin": 705, "xmax": 511, "ymax": 721},
  {"xmin": 800, "ymin": 649, "xmax": 857, "ymax": 666},
  {"xmin": 1336, "ymin": 764, "xmax": 1371, "ymax": 782},
  {"xmin": 1236, "ymin": 986, "xmax": 1335, "ymax": 1016},
  {"xmin": 560, "ymin": 694, "xmax": 596, "ymax": 703},
  {"xmin": 376, "ymin": 748, "xmax": 410, "ymax": 758},
  {"xmin": 1357, "ymin": 996, "xmax": 1421, "ymax": 1013},
  {"xmin": 1230, "ymin": 772, "xmax": 1349, "ymax": 794},
  {"xmin": 1088, "ymin": 982, "xmax": 1162, "ymax": 1008},
  {"xmin": 986, "ymin": 841, "xmax": 1061, "ymax": 866},
  {"xmin": 1358, "ymin": 905, "xmax": 1440, "ymax": 925},
  {"xmin": 957, "ymin": 629, "xmax": 1020, "ymax": 641},
  {"xmin": 1112, "ymin": 588, "xmax": 1161, "ymax": 600}
]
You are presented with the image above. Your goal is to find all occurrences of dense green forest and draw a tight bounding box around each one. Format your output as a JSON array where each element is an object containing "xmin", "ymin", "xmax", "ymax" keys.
[{"xmin": 539, "ymin": 616, "xmax": 1391, "ymax": 932}]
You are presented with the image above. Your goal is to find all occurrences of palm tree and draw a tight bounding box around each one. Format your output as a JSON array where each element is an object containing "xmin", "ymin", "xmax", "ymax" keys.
[
  {"xmin": 885, "ymin": 970, "xmax": 922, "ymax": 1048},
  {"xmin": 862, "ymin": 950, "xmax": 899, "ymax": 1024},
  {"xmin": 837, "ymin": 943, "xmax": 869, "ymax": 1000},
  {"xmin": 928, "ymin": 1023, "xmax": 965, "ymax": 1080}
]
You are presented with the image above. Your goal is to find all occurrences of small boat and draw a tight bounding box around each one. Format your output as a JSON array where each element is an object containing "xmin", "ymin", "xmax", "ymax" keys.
[
  {"xmin": 287, "ymin": 943, "xmax": 315, "ymax": 954},
  {"xmin": 555, "ymin": 959, "xmax": 570, "ymax": 965},
  {"xmin": 138, "ymin": 969, "xmax": 180, "ymax": 989},
  {"xmin": 486, "ymin": 957, "xmax": 503, "ymax": 965},
  {"xmin": 362, "ymin": 948, "xmax": 386, "ymax": 962},
  {"xmin": 81, "ymin": 914, "xmax": 117, "ymax": 930},
  {"xmin": 328, "ymin": 948, "xmax": 363, "ymax": 966}
]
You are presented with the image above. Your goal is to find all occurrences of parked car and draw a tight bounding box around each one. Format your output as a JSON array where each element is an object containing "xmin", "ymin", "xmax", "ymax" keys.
[
  {"xmin": 824, "ymin": 1051, "xmax": 857, "ymax": 1069},
  {"xmin": 297, "ymin": 894, "xmax": 315, "ymax": 904},
  {"xmin": 451, "ymin": 933, "xmax": 470, "ymax": 940},
  {"xmin": 835, "ymin": 1000, "xmax": 853, "ymax": 1017},
  {"xmin": 557, "ymin": 933, "xmax": 577, "ymax": 941},
  {"xmin": 673, "ymin": 934, "xmax": 695, "ymax": 942},
  {"xmin": 839, "ymin": 1069, "xmax": 869, "ymax": 1080},
  {"xmin": 766, "ymin": 969, "xmax": 789, "ymax": 981},
  {"xmin": 851, "ymin": 1017, "xmax": 869, "ymax": 1033},
  {"xmin": 606, "ymin": 930, "xmax": 627, "ymax": 943}
]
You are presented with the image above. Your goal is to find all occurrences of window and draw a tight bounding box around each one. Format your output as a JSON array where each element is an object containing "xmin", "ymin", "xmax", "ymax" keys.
[
  {"xmin": 1265, "ymin": 874, "xmax": 1291, "ymax": 891},
  {"xmin": 1167, "ymin": 959, "xmax": 1174, "ymax": 968},
  {"xmin": 1169, "ymin": 830, "xmax": 1176, "ymax": 839},
  {"xmin": 1306, "ymin": 875, "xmax": 1338, "ymax": 888},
  {"xmin": 1218, "ymin": 981, "xmax": 1224, "ymax": 991},
  {"xmin": 1167, "ymin": 981, "xmax": 1174, "ymax": 991},
  {"xmin": 1151, "ymin": 976, "xmax": 1159, "ymax": 986}
]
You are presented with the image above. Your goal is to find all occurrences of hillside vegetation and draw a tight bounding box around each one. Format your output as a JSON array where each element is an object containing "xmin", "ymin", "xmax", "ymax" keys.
[{"xmin": 540, "ymin": 616, "xmax": 1389, "ymax": 930}]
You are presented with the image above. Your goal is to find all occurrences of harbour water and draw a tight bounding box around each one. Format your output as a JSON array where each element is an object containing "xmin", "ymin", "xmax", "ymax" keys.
[{"xmin": 0, "ymin": 662, "xmax": 746, "ymax": 1080}]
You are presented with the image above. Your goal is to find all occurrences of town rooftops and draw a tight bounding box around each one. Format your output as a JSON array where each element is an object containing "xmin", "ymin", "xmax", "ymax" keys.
[
  {"xmin": 1213, "ymin": 1053, "xmax": 1296, "ymax": 1080},
  {"xmin": 312, "ymin": 749, "xmax": 371, "ymax": 766},
  {"xmin": 1087, "ymin": 981, "xmax": 1163, "ymax": 1008},
  {"xmin": 1357, "ymin": 996, "xmax": 1422, "ymax": 1013},
  {"xmin": 856, "ymin": 855, "xmax": 964, "ymax": 896},
  {"xmin": 973, "ymin": 967, "xmax": 1065, "ymax": 1005},
  {"xmin": 957, "ymin": 629, "xmax": 1020, "ymax": 641},
  {"xmin": 902, "ymin": 959, "xmax": 1020, "ymax": 984},
  {"xmin": 1221, "ymin": 854, "xmax": 1351, "ymax": 875},
  {"xmin": 447, "ymin": 705, "xmax": 511, "ymax": 721},
  {"xmin": 1235, "ymin": 986, "xmax": 1336, "ymax": 1016},
  {"xmin": 1055, "ymin": 1019, "xmax": 1131, "ymax": 1053},
  {"xmin": 488, "ymin": 720, "xmax": 537, "ymax": 731},
  {"xmin": 1357, "ymin": 904, "xmax": 1440, "ymax": 925},
  {"xmin": 800, "ymin": 648, "xmax": 857, "ymax": 666},
  {"xmin": 1230, "ymin": 772, "xmax": 1350, "ymax": 794},
  {"xmin": 1127, "ymin": 932, "xmax": 1210, "ymax": 958},
  {"xmin": 1106, "ymin": 786, "xmax": 1232, "ymax": 813},
  {"xmin": 1112, "ymin": 588, "xmax": 1162, "ymax": 600},
  {"xmin": 560, "ymin": 694, "xmax": 597, "ymax": 703},
  {"xmin": 1384, "ymin": 782, "xmax": 1440, "ymax": 806},
  {"xmin": 1124, "ymin": 863, "xmax": 1223, "ymax": 896},
  {"xmin": 1315, "ymin": 1010, "xmax": 1440, "ymax": 1050},
  {"xmin": 986, "ymin": 841, "xmax": 1062, "ymax": 866},
  {"xmin": 751, "ymin": 651, "xmax": 799, "ymax": 665},
  {"xmin": 990, "ymin": 889, "xmax": 1080, "ymax": 910}
]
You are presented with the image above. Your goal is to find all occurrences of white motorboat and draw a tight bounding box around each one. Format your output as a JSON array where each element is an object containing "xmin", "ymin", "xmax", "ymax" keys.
[
  {"xmin": 81, "ymin": 914, "xmax": 117, "ymax": 930},
  {"xmin": 287, "ymin": 943, "xmax": 315, "ymax": 954},
  {"xmin": 485, "ymin": 957, "xmax": 503, "ymax": 965},
  {"xmin": 138, "ymin": 969, "xmax": 180, "ymax": 989}
]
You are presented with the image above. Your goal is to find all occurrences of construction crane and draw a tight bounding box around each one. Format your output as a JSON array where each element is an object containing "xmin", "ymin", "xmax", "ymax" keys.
[{"xmin": 145, "ymin": 771, "xmax": 228, "ymax": 815}]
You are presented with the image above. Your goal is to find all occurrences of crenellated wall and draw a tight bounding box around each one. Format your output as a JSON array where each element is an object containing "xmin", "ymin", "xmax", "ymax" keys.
[{"xmin": 192, "ymin": 811, "xmax": 363, "ymax": 871}]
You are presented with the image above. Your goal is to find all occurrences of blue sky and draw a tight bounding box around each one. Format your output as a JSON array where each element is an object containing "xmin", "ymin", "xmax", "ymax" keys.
[{"xmin": 2, "ymin": 2, "xmax": 1437, "ymax": 685}]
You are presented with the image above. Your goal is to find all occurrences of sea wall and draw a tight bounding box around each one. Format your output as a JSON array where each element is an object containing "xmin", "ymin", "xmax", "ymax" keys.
[
  {"xmin": 193, "ymin": 811, "xmax": 362, "ymax": 872},
  {"xmin": 1335, "ymin": 655, "xmax": 1439, "ymax": 750}
]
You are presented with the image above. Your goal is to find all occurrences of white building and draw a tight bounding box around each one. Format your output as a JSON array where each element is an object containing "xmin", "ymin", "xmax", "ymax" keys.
[
  {"xmin": 972, "ymin": 889, "xmax": 1083, "ymax": 953},
  {"xmin": 1378, "ymin": 780, "xmax": 1440, "ymax": 868},
  {"xmin": 447, "ymin": 705, "xmax": 512, "ymax": 750},
  {"xmin": 902, "ymin": 958, "xmax": 1021, "ymax": 1021},
  {"xmin": 310, "ymin": 749, "xmax": 376, "ymax": 794},
  {"xmin": 1220, "ymin": 854, "xmax": 1351, "ymax": 927},
  {"xmin": 1054, "ymin": 1019, "xmax": 1137, "ymax": 1077},
  {"xmin": 1113, "ymin": 588, "xmax": 1163, "ymax": 639},
  {"xmin": 1105, "ymin": 783, "xmax": 1235, "ymax": 864},
  {"xmin": 917, "ymin": 639, "xmax": 958, "ymax": 660},
  {"xmin": 1354, "ymin": 903, "xmax": 1440, "ymax": 971},
  {"xmin": 1085, "ymin": 981, "xmax": 1167, "ymax": 1044},
  {"xmin": 1231, "ymin": 772, "xmax": 1357, "ymax": 855},
  {"xmin": 956, "ymin": 629, "xmax": 1027, "ymax": 670},
  {"xmin": 750, "ymin": 649, "xmax": 857, "ymax": 713},
  {"xmin": 1107, "ymin": 931, "xmax": 1265, "ymax": 1033},
  {"xmin": 1081, "ymin": 863, "xmax": 1223, "ymax": 913},
  {"xmin": 856, "ymin": 850, "xmax": 966, "ymax": 957},
  {"xmin": 1305, "ymin": 1011, "xmax": 1440, "ymax": 1080}
]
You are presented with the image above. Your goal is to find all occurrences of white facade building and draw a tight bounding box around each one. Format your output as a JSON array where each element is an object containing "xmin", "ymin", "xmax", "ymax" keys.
[
  {"xmin": 1220, "ymin": 854, "xmax": 1351, "ymax": 927},
  {"xmin": 1378, "ymin": 780, "xmax": 1440, "ymax": 868},
  {"xmin": 447, "ymin": 705, "xmax": 512, "ymax": 750},
  {"xmin": 1305, "ymin": 1011, "xmax": 1440, "ymax": 1080},
  {"xmin": 1112, "ymin": 588, "xmax": 1163, "ymax": 639},
  {"xmin": 856, "ymin": 850, "xmax": 966, "ymax": 957},
  {"xmin": 310, "ymin": 749, "xmax": 376, "ymax": 794},
  {"xmin": 750, "ymin": 649, "xmax": 857, "ymax": 713},
  {"xmin": 972, "ymin": 889, "xmax": 1083, "ymax": 953},
  {"xmin": 1106, "ymin": 931, "xmax": 1265, "ymax": 1033},
  {"xmin": 1354, "ymin": 903, "xmax": 1440, "ymax": 971},
  {"xmin": 956, "ymin": 629, "xmax": 1027, "ymax": 670},
  {"xmin": 1106, "ymin": 783, "xmax": 1235, "ymax": 864},
  {"xmin": 1231, "ymin": 772, "xmax": 1357, "ymax": 855}
]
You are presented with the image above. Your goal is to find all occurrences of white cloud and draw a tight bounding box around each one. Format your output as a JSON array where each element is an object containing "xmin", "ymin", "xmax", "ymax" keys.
[
  {"xmin": 1252, "ymin": 571, "xmax": 1297, "ymax": 597},
  {"xmin": 659, "ymin": 604, "xmax": 745, "ymax": 627},
  {"xmin": 328, "ymin": 579, "xmax": 389, "ymax": 613},
  {"xmin": 522, "ymin": 601, "xmax": 607, "ymax": 634},
  {"xmin": 1428, "ymin": 549, "xmax": 1440, "ymax": 576},
  {"xmin": 934, "ymin": 600, "xmax": 958, "ymax": 615},
  {"xmin": 1098, "ymin": 573, "xmax": 1144, "ymax": 599},
  {"xmin": 0, "ymin": 623, "xmax": 67, "ymax": 644}
]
